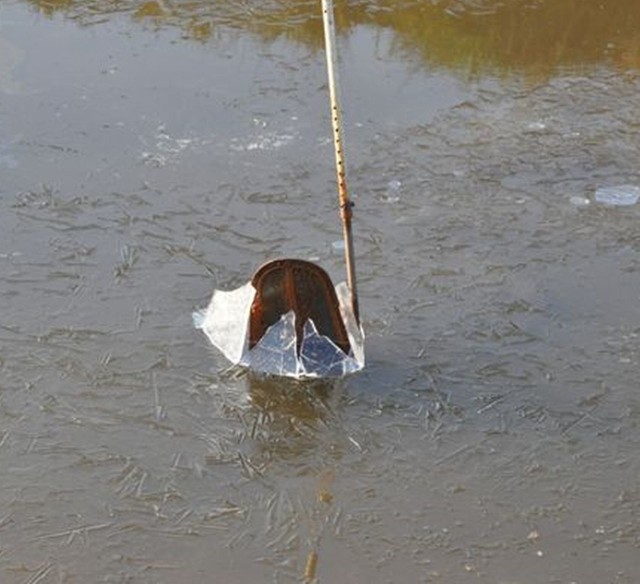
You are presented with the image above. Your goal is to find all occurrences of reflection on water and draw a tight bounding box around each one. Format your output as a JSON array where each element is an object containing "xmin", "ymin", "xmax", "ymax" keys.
[
  {"xmin": 21, "ymin": 0, "xmax": 640, "ymax": 74},
  {"xmin": 245, "ymin": 375, "xmax": 343, "ymax": 465},
  {"xmin": 248, "ymin": 375, "xmax": 338, "ymax": 423}
]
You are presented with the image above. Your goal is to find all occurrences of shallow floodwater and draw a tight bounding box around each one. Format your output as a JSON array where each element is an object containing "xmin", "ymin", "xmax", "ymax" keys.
[{"xmin": 1, "ymin": 1, "xmax": 640, "ymax": 582}]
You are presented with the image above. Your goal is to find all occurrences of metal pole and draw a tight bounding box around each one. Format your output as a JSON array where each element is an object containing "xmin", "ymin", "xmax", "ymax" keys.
[{"xmin": 320, "ymin": 0, "xmax": 360, "ymax": 325}]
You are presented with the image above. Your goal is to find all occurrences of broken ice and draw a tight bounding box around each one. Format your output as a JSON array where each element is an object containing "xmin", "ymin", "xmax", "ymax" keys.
[
  {"xmin": 595, "ymin": 185, "xmax": 640, "ymax": 206},
  {"xmin": 193, "ymin": 280, "xmax": 364, "ymax": 379}
]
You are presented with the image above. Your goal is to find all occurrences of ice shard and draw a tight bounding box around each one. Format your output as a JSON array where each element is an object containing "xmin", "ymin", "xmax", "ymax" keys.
[{"xmin": 193, "ymin": 281, "xmax": 364, "ymax": 378}]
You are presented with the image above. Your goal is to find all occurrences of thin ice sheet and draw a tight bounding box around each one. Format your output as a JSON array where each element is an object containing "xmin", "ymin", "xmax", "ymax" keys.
[{"xmin": 193, "ymin": 281, "xmax": 364, "ymax": 378}]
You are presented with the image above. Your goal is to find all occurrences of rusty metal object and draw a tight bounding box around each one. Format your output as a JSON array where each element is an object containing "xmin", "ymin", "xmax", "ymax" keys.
[
  {"xmin": 242, "ymin": 1, "xmax": 361, "ymax": 365},
  {"xmin": 248, "ymin": 259, "xmax": 351, "ymax": 356}
]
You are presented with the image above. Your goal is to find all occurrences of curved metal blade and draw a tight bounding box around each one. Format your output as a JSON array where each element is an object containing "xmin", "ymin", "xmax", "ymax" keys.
[{"xmin": 248, "ymin": 258, "xmax": 351, "ymax": 356}]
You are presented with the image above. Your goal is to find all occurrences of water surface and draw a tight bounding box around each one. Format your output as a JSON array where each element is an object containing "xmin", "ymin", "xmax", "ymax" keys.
[{"xmin": 1, "ymin": 1, "xmax": 639, "ymax": 582}]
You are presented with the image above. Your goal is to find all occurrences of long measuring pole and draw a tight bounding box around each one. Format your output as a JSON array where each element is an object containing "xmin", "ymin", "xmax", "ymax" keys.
[{"xmin": 320, "ymin": 0, "xmax": 360, "ymax": 325}]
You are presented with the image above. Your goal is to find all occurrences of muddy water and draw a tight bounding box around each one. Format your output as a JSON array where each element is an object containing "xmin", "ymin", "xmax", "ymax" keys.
[{"xmin": 1, "ymin": 1, "xmax": 640, "ymax": 582}]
